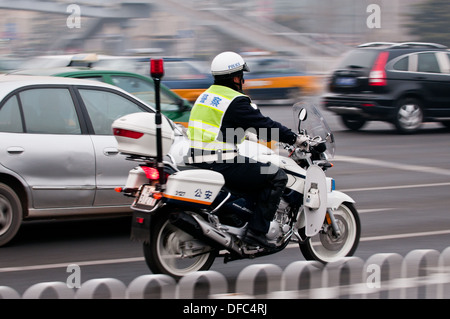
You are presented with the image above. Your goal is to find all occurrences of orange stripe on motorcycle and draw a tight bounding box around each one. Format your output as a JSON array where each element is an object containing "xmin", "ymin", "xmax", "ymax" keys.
[{"xmin": 163, "ymin": 193, "xmax": 212, "ymax": 205}]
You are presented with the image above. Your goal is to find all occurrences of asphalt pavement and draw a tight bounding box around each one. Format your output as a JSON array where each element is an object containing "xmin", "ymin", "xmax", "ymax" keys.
[{"xmin": 1, "ymin": 103, "xmax": 450, "ymax": 295}]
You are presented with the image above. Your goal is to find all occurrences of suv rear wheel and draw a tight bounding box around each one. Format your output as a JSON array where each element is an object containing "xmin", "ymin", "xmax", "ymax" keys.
[
  {"xmin": 340, "ymin": 115, "xmax": 367, "ymax": 131},
  {"xmin": 394, "ymin": 97, "xmax": 423, "ymax": 134},
  {"xmin": 441, "ymin": 121, "xmax": 450, "ymax": 129}
]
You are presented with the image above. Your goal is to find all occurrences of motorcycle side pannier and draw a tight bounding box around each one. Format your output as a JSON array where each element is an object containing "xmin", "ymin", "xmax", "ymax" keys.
[
  {"xmin": 112, "ymin": 112, "xmax": 174, "ymax": 157},
  {"xmin": 164, "ymin": 170, "xmax": 225, "ymax": 207},
  {"xmin": 124, "ymin": 166, "xmax": 148, "ymax": 191}
]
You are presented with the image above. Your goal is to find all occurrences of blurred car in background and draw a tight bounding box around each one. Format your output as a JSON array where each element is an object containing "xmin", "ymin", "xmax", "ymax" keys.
[
  {"xmin": 18, "ymin": 53, "xmax": 322, "ymax": 108},
  {"xmin": 12, "ymin": 67, "xmax": 192, "ymax": 126},
  {"xmin": 0, "ymin": 55, "xmax": 25, "ymax": 73},
  {"xmin": 0, "ymin": 75, "xmax": 182, "ymax": 246},
  {"xmin": 19, "ymin": 53, "xmax": 211, "ymax": 103},
  {"xmin": 322, "ymin": 42, "xmax": 450, "ymax": 133},
  {"xmin": 93, "ymin": 55, "xmax": 323, "ymax": 105},
  {"xmin": 243, "ymin": 56, "xmax": 322, "ymax": 105},
  {"xmin": 93, "ymin": 56, "xmax": 213, "ymax": 103},
  {"xmin": 154, "ymin": 57, "xmax": 213, "ymax": 103},
  {"xmin": 19, "ymin": 53, "xmax": 110, "ymax": 69}
]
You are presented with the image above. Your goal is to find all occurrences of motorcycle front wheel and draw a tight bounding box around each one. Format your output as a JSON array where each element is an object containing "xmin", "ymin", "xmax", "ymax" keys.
[
  {"xmin": 300, "ymin": 202, "xmax": 360, "ymax": 263},
  {"xmin": 143, "ymin": 213, "xmax": 216, "ymax": 279}
]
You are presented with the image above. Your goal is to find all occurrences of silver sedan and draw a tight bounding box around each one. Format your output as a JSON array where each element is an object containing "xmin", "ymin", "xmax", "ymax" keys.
[{"xmin": 0, "ymin": 75, "xmax": 165, "ymax": 246}]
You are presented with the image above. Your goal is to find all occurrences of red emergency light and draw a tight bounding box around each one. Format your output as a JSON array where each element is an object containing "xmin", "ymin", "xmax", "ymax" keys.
[{"xmin": 150, "ymin": 58, "xmax": 164, "ymax": 79}]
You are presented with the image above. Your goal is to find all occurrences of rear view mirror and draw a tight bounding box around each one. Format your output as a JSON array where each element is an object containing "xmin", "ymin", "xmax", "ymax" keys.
[{"xmin": 297, "ymin": 108, "xmax": 307, "ymax": 132}]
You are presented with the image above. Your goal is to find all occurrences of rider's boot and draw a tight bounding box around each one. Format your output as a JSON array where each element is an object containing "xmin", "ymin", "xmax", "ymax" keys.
[{"xmin": 243, "ymin": 229, "xmax": 276, "ymax": 249}]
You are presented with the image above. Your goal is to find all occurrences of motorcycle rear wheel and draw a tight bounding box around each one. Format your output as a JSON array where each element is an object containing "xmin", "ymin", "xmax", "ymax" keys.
[
  {"xmin": 299, "ymin": 202, "xmax": 360, "ymax": 263},
  {"xmin": 143, "ymin": 213, "xmax": 216, "ymax": 279}
]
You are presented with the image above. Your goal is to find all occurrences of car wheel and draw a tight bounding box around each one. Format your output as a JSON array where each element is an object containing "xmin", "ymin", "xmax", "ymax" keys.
[
  {"xmin": 340, "ymin": 115, "xmax": 366, "ymax": 131},
  {"xmin": 441, "ymin": 121, "xmax": 450, "ymax": 129},
  {"xmin": 0, "ymin": 183, "xmax": 23, "ymax": 247},
  {"xmin": 394, "ymin": 98, "xmax": 423, "ymax": 134}
]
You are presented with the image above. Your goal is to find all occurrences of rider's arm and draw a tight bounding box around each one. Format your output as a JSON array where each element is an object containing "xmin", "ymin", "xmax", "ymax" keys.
[{"xmin": 223, "ymin": 96, "xmax": 298, "ymax": 144}]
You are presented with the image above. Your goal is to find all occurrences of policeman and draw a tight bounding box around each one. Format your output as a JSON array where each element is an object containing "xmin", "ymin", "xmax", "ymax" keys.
[{"xmin": 187, "ymin": 51, "xmax": 307, "ymax": 248}]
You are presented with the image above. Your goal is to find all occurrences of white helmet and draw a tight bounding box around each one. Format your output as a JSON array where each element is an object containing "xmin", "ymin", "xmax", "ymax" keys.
[{"xmin": 210, "ymin": 51, "xmax": 250, "ymax": 76}]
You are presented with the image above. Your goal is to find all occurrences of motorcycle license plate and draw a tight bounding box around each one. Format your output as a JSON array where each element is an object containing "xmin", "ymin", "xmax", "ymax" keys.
[{"xmin": 136, "ymin": 185, "xmax": 157, "ymax": 208}]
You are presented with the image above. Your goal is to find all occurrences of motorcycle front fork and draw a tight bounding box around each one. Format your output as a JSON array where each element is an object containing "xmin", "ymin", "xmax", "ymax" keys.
[
  {"xmin": 294, "ymin": 208, "xmax": 342, "ymax": 243},
  {"xmin": 326, "ymin": 209, "xmax": 342, "ymax": 237}
]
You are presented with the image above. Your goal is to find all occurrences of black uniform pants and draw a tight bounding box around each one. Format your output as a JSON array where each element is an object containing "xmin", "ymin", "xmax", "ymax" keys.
[{"xmin": 193, "ymin": 155, "xmax": 288, "ymax": 234}]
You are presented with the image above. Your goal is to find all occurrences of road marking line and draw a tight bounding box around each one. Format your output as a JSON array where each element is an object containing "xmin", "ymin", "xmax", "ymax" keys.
[
  {"xmin": 340, "ymin": 181, "xmax": 450, "ymax": 193},
  {"xmin": 0, "ymin": 257, "xmax": 144, "ymax": 273},
  {"xmin": 285, "ymin": 229, "xmax": 450, "ymax": 249},
  {"xmin": 3, "ymin": 229, "xmax": 450, "ymax": 273},
  {"xmin": 331, "ymin": 155, "xmax": 450, "ymax": 192},
  {"xmin": 334, "ymin": 155, "xmax": 450, "ymax": 176},
  {"xmin": 358, "ymin": 208, "xmax": 396, "ymax": 214},
  {"xmin": 360, "ymin": 229, "xmax": 450, "ymax": 242}
]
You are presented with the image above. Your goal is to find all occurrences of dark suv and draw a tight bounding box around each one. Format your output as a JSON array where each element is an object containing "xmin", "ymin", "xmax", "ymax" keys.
[{"xmin": 322, "ymin": 42, "xmax": 450, "ymax": 133}]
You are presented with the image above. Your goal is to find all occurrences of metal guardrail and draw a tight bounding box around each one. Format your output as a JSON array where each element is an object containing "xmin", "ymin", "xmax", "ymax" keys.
[{"xmin": 2, "ymin": 247, "xmax": 450, "ymax": 299}]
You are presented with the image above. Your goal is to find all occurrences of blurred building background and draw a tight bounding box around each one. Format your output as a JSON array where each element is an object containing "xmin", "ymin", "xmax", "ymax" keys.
[{"xmin": 0, "ymin": 0, "xmax": 431, "ymax": 72}]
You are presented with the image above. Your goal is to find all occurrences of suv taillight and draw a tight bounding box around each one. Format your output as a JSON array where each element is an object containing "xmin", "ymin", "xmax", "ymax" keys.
[{"xmin": 369, "ymin": 51, "xmax": 389, "ymax": 86}]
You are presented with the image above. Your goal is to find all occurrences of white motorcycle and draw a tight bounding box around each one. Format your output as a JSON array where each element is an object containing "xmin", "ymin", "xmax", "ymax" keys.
[{"xmin": 112, "ymin": 103, "xmax": 360, "ymax": 279}]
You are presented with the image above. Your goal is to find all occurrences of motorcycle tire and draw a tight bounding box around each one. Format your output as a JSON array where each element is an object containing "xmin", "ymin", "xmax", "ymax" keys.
[
  {"xmin": 143, "ymin": 212, "xmax": 216, "ymax": 279},
  {"xmin": 299, "ymin": 202, "xmax": 360, "ymax": 263}
]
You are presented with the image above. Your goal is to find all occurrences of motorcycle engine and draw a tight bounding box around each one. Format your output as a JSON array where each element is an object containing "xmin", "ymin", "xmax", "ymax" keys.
[
  {"xmin": 266, "ymin": 220, "xmax": 282, "ymax": 240},
  {"xmin": 266, "ymin": 200, "xmax": 290, "ymax": 240}
]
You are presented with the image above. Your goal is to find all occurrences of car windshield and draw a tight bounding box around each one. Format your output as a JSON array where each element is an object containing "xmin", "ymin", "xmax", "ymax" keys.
[
  {"xmin": 336, "ymin": 49, "xmax": 380, "ymax": 69},
  {"xmin": 108, "ymin": 75, "xmax": 181, "ymax": 111}
]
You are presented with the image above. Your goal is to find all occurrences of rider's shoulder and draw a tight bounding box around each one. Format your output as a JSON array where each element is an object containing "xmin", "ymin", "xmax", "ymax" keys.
[{"xmin": 231, "ymin": 95, "xmax": 253, "ymax": 108}]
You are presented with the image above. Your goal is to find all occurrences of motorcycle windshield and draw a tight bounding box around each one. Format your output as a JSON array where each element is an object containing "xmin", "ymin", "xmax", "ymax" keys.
[{"xmin": 293, "ymin": 101, "xmax": 336, "ymax": 159}]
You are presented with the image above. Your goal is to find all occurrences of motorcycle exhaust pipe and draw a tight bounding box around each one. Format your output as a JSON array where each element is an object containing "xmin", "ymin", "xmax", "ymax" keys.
[{"xmin": 170, "ymin": 211, "xmax": 242, "ymax": 256}]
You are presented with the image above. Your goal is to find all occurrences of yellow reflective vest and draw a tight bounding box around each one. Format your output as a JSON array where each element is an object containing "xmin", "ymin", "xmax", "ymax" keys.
[{"xmin": 187, "ymin": 85, "xmax": 248, "ymax": 153}]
